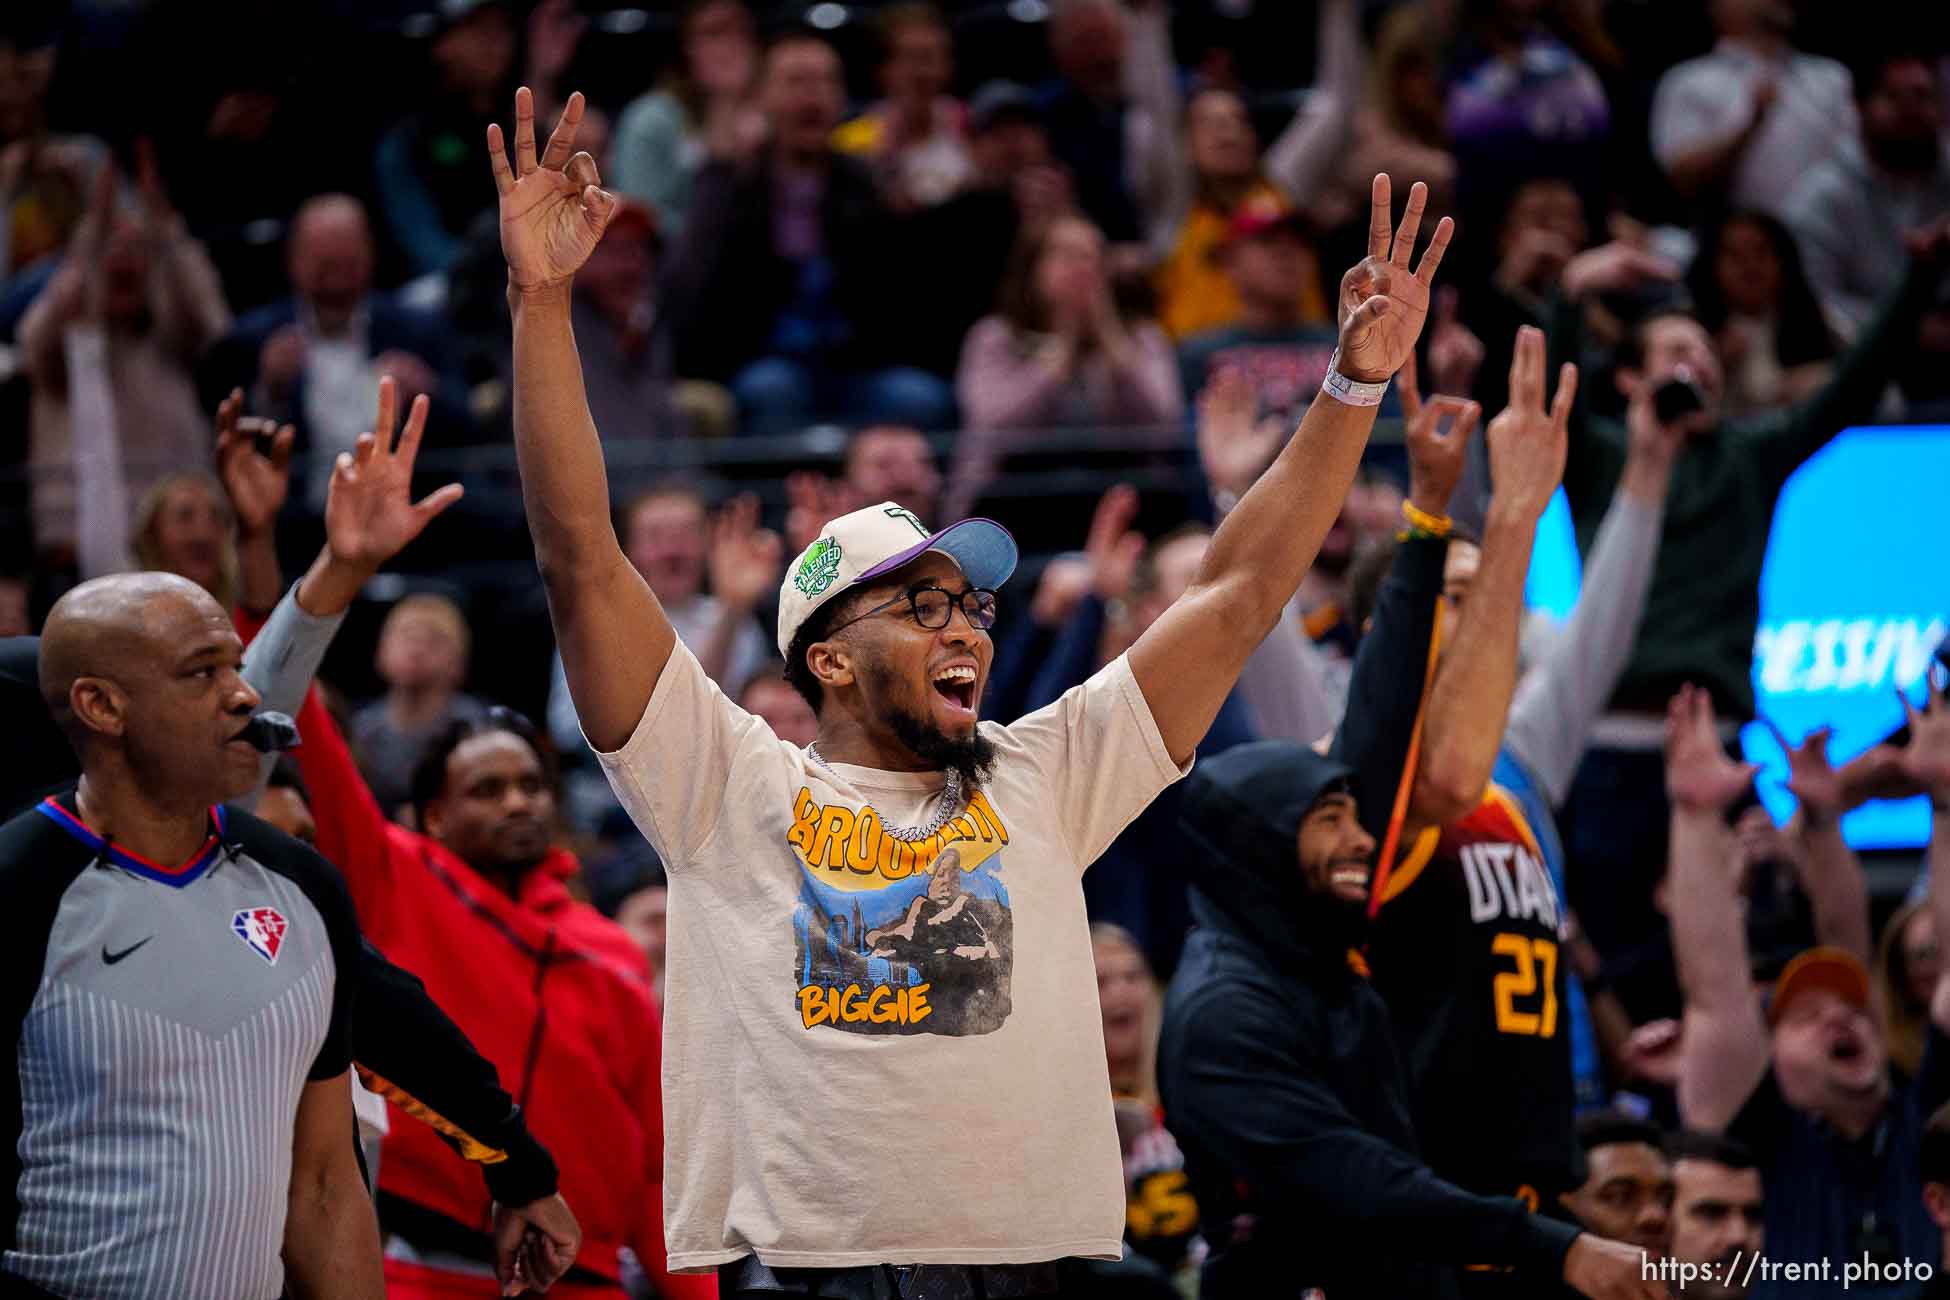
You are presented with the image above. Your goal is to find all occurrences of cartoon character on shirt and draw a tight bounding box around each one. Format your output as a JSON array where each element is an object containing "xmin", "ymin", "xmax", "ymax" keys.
[
  {"xmin": 789, "ymin": 788, "xmax": 1014, "ymax": 1038},
  {"xmin": 865, "ymin": 849, "xmax": 1002, "ymax": 964}
]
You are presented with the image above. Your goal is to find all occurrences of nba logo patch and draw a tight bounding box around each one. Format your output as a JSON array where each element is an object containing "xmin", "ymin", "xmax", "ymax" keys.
[{"xmin": 232, "ymin": 907, "xmax": 287, "ymax": 965}]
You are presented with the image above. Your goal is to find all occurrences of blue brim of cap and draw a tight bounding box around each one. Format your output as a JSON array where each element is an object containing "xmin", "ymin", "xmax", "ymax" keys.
[{"xmin": 856, "ymin": 517, "xmax": 1018, "ymax": 592}]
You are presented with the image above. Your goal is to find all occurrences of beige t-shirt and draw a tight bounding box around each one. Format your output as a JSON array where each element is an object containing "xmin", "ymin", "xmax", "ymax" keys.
[{"xmin": 597, "ymin": 642, "xmax": 1187, "ymax": 1272}]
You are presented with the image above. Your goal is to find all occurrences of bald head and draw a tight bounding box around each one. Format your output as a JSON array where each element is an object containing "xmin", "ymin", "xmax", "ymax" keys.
[
  {"xmin": 40, "ymin": 571, "xmax": 264, "ymax": 806},
  {"xmin": 289, "ymin": 194, "xmax": 374, "ymax": 325},
  {"xmin": 41, "ymin": 573, "xmax": 230, "ymax": 739}
]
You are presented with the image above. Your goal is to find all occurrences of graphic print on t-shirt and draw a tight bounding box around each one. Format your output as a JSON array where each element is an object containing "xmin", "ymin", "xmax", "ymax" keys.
[{"xmin": 787, "ymin": 787, "xmax": 1013, "ymax": 1037}]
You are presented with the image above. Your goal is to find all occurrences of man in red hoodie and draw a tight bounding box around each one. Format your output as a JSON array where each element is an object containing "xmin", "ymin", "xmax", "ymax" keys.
[
  {"xmin": 232, "ymin": 384, "xmax": 706, "ymax": 1299},
  {"xmin": 284, "ymin": 661, "xmax": 706, "ymax": 1300}
]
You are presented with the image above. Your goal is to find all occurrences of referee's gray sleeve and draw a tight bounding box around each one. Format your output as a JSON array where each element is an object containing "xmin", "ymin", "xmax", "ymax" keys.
[{"xmin": 237, "ymin": 583, "xmax": 349, "ymax": 810}]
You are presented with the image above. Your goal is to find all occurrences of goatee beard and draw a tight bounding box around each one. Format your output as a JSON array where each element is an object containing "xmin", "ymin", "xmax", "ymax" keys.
[{"xmin": 885, "ymin": 703, "xmax": 998, "ymax": 790}]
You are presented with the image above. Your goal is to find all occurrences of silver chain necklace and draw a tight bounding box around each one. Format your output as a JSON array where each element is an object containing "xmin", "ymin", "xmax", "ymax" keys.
[{"xmin": 805, "ymin": 743, "xmax": 966, "ymax": 843}]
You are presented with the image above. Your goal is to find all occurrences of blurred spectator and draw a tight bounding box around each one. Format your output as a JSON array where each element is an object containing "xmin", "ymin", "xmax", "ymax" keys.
[
  {"xmin": 1177, "ymin": 198, "xmax": 1340, "ymax": 418},
  {"xmin": 210, "ymin": 194, "xmax": 462, "ymax": 503},
  {"xmin": 1463, "ymin": 176, "xmax": 1593, "ymax": 415},
  {"xmin": 547, "ymin": 485, "xmax": 777, "ymax": 828},
  {"xmin": 901, "ymin": 81, "xmax": 1073, "ymax": 377},
  {"xmin": 738, "ymin": 674, "xmax": 816, "ymax": 747},
  {"xmin": 556, "ymin": 198, "xmax": 730, "ymax": 440},
  {"xmin": 1144, "ymin": 0, "xmax": 1356, "ymax": 341},
  {"xmin": 587, "ymin": 849, "xmax": 670, "ymax": 1001},
  {"xmin": 1650, "ymin": 0, "xmax": 1855, "ymax": 221},
  {"xmin": 845, "ymin": 424, "xmax": 942, "ymax": 526},
  {"xmin": 1190, "ymin": 376, "xmax": 1347, "ymax": 747},
  {"xmin": 548, "ymin": 483, "xmax": 772, "ymax": 720},
  {"xmin": 1559, "ymin": 1111, "xmax": 1674, "ymax": 1258},
  {"xmin": 1786, "ymin": 52, "xmax": 1950, "ymax": 405},
  {"xmin": 1038, "ymin": 0, "xmax": 1150, "ymax": 244},
  {"xmin": 1664, "ymin": 1132, "xmax": 1766, "ymax": 1300},
  {"xmin": 1093, "ymin": 922, "xmax": 1200, "ymax": 1280},
  {"xmin": 832, "ymin": 3, "xmax": 972, "ymax": 212},
  {"xmin": 373, "ymin": 0, "xmax": 517, "ymax": 276},
  {"xmin": 351, "ymin": 592, "xmax": 489, "ymax": 820},
  {"xmin": 1094, "ymin": 921, "xmax": 1160, "ymax": 1106},
  {"xmin": 1550, "ymin": 231, "xmax": 1948, "ymax": 978},
  {"xmin": 1289, "ymin": 469, "xmax": 1404, "ymax": 679},
  {"xmin": 1686, "ymin": 210, "xmax": 1838, "ymax": 418},
  {"xmin": 1592, "ymin": 797, "xmax": 1817, "ymax": 1034},
  {"xmin": 781, "ymin": 423, "xmax": 943, "ymax": 555},
  {"xmin": 290, "ymin": 690, "xmax": 705, "ymax": 1297},
  {"xmin": 21, "ymin": 160, "xmax": 230, "ymax": 563},
  {"xmin": 1315, "ymin": 3, "xmax": 1456, "ymax": 234},
  {"xmin": 610, "ymin": 0, "xmax": 758, "ymax": 240},
  {"xmin": 948, "ymin": 215, "xmax": 1181, "ymax": 516},
  {"xmin": 131, "ymin": 471, "xmax": 238, "ymax": 610},
  {"xmin": 0, "ymin": 572, "xmax": 27, "ymax": 636},
  {"xmin": 1666, "ymin": 687, "xmax": 1948, "ymax": 1300},
  {"xmin": 1880, "ymin": 898, "xmax": 1941, "ymax": 1079},
  {"xmin": 660, "ymin": 28, "xmax": 954, "ymax": 435},
  {"xmin": 142, "ymin": 0, "xmax": 375, "ymax": 315},
  {"xmin": 1025, "ymin": 520, "xmax": 1255, "ymax": 968},
  {"xmin": 1491, "ymin": 178, "xmax": 1590, "ymax": 320},
  {"xmin": 1928, "ymin": 1102, "xmax": 1950, "ymax": 1290},
  {"xmin": 1445, "ymin": 0, "xmax": 1610, "ymax": 225},
  {"xmin": 0, "ymin": 11, "xmax": 111, "ymax": 307}
]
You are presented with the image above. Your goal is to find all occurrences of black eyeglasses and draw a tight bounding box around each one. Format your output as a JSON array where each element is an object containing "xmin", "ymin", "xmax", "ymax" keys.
[{"xmin": 828, "ymin": 586, "xmax": 999, "ymax": 638}]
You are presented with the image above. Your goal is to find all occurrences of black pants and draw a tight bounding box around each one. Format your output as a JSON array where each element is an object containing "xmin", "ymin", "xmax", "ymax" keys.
[{"xmin": 717, "ymin": 1257, "xmax": 1062, "ymax": 1300}]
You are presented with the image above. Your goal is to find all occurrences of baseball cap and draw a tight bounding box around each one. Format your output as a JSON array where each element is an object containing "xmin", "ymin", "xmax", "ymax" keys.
[
  {"xmin": 603, "ymin": 197, "xmax": 663, "ymax": 252},
  {"xmin": 1218, "ymin": 192, "xmax": 1309, "ymax": 250},
  {"xmin": 776, "ymin": 503, "xmax": 1018, "ymax": 659},
  {"xmin": 1768, "ymin": 945, "xmax": 1871, "ymax": 1026}
]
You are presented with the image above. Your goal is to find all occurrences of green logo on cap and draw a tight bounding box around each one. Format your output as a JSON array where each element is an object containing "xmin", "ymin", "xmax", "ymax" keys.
[{"xmin": 793, "ymin": 538, "xmax": 844, "ymax": 597}]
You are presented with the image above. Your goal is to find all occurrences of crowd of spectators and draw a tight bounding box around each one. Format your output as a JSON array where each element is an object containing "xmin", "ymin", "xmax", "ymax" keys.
[{"xmin": 5, "ymin": 0, "xmax": 1950, "ymax": 1293}]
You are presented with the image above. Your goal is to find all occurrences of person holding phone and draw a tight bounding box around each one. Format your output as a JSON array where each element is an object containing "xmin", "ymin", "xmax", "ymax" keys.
[{"xmin": 1541, "ymin": 225, "xmax": 1950, "ymax": 1023}]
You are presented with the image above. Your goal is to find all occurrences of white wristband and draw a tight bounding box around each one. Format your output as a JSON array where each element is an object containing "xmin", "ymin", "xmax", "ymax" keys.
[{"xmin": 1321, "ymin": 349, "xmax": 1389, "ymax": 407}]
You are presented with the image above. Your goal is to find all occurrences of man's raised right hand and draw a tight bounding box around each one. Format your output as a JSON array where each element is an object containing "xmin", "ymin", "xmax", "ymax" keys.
[{"xmin": 489, "ymin": 87, "xmax": 616, "ymax": 292}]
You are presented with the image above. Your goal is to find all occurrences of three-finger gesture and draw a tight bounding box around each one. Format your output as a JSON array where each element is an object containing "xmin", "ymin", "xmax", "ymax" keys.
[
  {"xmin": 1398, "ymin": 350, "xmax": 1480, "ymax": 521},
  {"xmin": 214, "ymin": 387, "xmax": 295, "ymax": 539},
  {"xmin": 1664, "ymin": 685, "xmax": 1758, "ymax": 814},
  {"xmin": 1336, "ymin": 176, "xmax": 1455, "ymax": 383},
  {"xmin": 489, "ymin": 88, "xmax": 616, "ymax": 291},
  {"xmin": 1898, "ymin": 673, "xmax": 1950, "ymax": 806},
  {"xmin": 1761, "ymin": 718, "xmax": 1842, "ymax": 828},
  {"xmin": 1484, "ymin": 326, "xmax": 1573, "ymax": 523},
  {"xmin": 324, "ymin": 377, "xmax": 465, "ymax": 572}
]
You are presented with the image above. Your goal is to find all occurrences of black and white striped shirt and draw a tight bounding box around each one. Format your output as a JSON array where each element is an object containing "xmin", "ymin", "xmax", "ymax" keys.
[{"xmin": 0, "ymin": 792, "xmax": 359, "ymax": 1300}]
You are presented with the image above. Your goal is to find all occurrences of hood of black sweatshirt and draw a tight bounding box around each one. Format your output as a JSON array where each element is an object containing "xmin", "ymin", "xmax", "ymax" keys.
[{"xmin": 1177, "ymin": 739, "xmax": 1370, "ymax": 972}]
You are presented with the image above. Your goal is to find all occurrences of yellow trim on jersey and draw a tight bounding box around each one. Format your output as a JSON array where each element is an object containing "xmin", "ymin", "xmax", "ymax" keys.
[
  {"xmin": 356, "ymin": 1065, "xmax": 508, "ymax": 1166},
  {"xmin": 1481, "ymin": 784, "xmax": 1545, "ymax": 861},
  {"xmin": 1377, "ymin": 826, "xmax": 1441, "ymax": 907},
  {"xmin": 1376, "ymin": 784, "xmax": 1543, "ymax": 911}
]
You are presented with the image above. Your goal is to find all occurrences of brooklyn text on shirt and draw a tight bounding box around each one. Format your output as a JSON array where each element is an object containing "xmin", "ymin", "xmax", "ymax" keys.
[
  {"xmin": 786, "ymin": 787, "xmax": 1011, "ymax": 882},
  {"xmin": 786, "ymin": 788, "xmax": 1017, "ymax": 1038}
]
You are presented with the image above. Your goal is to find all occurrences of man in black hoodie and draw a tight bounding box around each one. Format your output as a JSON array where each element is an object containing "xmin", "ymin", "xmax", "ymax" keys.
[{"xmin": 1160, "ymin": 343, "xmax": 1662, "ymax": 1300}]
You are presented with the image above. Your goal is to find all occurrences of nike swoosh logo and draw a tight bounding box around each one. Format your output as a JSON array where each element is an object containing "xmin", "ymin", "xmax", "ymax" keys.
[{"xmin": 101, "ymin": 937, "xmax": 154, "ymax": 966}]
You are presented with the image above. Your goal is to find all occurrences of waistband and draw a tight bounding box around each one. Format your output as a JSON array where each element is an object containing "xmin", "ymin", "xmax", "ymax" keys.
[{"xmin": 717, "ymin": 1256, "xmax": 1062, "ymax": 1299}]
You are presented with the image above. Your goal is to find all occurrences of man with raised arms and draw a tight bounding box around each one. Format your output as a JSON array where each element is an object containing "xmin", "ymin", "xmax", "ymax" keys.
[{"xmin": 484, "ymin": 83, "xmax": 1564, "ymax": 1298}]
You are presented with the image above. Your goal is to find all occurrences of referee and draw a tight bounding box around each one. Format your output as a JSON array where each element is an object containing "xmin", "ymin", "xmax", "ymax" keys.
[{"xmin": 0, "ymin": 571, "xmax": 381, "ymax": 1299}]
